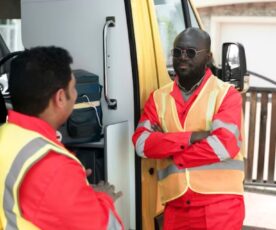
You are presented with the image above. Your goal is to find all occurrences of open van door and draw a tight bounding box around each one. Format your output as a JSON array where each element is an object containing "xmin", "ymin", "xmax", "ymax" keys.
[{"xmin": 131, "ymin": 0, "xmax": 204, "ymax": 228}]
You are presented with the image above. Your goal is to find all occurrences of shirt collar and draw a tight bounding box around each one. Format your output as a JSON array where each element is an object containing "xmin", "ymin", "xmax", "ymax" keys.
[
  {"xmin": 7, "ymin": 110, "xmax": 61, "ymax": 145},
  {"xmin": 177, "ymin": 76, "xmax": 204, "ymax": 95},
  {"xmin": 170, "ymin": 68, "xmax": 213, "ymax": 104}
]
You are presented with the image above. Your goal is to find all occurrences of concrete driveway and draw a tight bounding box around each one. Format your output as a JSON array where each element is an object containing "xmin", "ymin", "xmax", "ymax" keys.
[{"xmin": 243, "ymin": 191, "xmax": 276, "ymax": 229}]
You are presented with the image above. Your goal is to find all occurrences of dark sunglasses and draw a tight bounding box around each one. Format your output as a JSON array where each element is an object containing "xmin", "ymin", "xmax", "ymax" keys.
[{"xmin": 171, "ymin": 47, "xmax": 208, "ymax": 59}]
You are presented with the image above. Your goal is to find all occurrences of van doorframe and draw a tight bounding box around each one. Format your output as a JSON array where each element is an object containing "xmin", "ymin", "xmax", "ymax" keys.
[{"xmin": 124, "ymin": 1, "xmax": 142, "ymax": 229}]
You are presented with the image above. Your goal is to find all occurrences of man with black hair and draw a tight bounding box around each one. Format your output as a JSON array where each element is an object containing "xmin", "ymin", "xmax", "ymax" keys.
[
  {"xmin": 133, "ymin": 28, "xmax": 245, "ymax": 229},
  {"xmin": 0, "ymin": 46, "xmax": 123, "ymax": 230}
]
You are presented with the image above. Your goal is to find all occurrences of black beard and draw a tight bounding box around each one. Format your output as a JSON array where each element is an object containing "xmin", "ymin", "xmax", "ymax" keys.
[{"xmin": 178, "ymin": 67, "xmax": 205, "ymax": 91}]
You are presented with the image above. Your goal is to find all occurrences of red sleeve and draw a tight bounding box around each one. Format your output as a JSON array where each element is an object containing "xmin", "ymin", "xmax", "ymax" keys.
[
  {"xmin": 132, "ymin": 93, "xmax": 191, "ymax": 159},
  {"xmin": 20, "ymin": 152, "xmax": 123, "ymax": 230},
  {"xmin": 173, "ymin": 87, "xmax": 243, "ymax": 168}
]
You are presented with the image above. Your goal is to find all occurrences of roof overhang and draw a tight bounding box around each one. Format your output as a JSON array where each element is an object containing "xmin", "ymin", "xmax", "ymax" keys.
[{"xmin": 193, "ymin": 0, "xmax": 276, "ymax": 8}]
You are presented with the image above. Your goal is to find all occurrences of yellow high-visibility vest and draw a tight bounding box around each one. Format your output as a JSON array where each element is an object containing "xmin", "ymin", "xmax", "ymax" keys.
[
  {"xmin": 0, "ymin": 123, "xmax": 84, "ymax": 230},
  {"xmin": 153, "ymin": 75, "xmax": 244, "ymax": 204}
]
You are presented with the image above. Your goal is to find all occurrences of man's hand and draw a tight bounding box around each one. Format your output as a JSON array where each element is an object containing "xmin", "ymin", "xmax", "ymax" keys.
[
  {"xmin": 92, "ymin": 181, "xmax": 123, "ymax": 202},
  {"xmin": 85, "ymin": 168, "xmax": 92, "ymax": 177},
  {"xmin": 151, "ymin": 123, "xmax": 163, "ymax": 132},
  {"xmin": 190, "ymin": 131, "xmax": 210, "ymax": 144}
]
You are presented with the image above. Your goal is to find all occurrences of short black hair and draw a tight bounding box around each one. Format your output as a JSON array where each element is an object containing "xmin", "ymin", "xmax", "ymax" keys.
[{"xmin": 9, "ymin": 46, "xmax": 73, "ymax": 116}]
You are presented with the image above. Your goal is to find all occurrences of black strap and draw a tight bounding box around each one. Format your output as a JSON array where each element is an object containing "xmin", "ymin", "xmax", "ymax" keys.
[
  {"xmin": 0, "ymin": 90, "xmax": 7, "ymax": 123},
  {"xmin": 0, "ymin": 51, "xmax": 23, "ymax": 73},
  {"xmin": 0, "ymin": 51, "xmax": 24, "ymax": 123}
]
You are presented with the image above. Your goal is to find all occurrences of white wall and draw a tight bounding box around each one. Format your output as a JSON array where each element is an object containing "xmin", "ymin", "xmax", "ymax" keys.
[
  {"xmin": 193, "ymin": 0, "xmax": 275, "ymax": 8},
  {"xmin": 210, "ymin": 16, "xmax": 276, "ymax": 88}
]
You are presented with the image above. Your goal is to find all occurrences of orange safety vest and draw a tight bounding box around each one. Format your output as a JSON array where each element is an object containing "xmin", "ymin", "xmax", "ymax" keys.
[{"xmin": 153, "ymin": 75, "xmax": 244, "ymax": 204}]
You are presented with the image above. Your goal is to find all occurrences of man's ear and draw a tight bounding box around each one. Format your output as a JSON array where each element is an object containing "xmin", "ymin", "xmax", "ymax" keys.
[
  {"xmin": 207, "ymin": 52, "xmax": 213, "ymax": 63},
  {"xmin": 52, "ymin": 88, "xmax": 66, "ymax": 108}
]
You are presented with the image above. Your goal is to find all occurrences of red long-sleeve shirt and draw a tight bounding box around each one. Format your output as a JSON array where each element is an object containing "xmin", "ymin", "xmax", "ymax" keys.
[
  {"xmin": 8, "ymin": 110, "xmax": 122, "ymax": 230},
  {"xmin": 132, "ymin": 69, "xmax": 243, "ymax": 206}
]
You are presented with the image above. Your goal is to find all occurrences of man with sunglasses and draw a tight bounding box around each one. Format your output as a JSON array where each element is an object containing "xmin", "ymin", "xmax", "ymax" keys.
[{"xmin": 133, "ymin": 27, "xmax": 244, "ymax": 229}]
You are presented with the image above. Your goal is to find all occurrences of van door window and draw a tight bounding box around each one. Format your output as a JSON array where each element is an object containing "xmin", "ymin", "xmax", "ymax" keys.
[
  {"xmin": 153, "ymin": 0, "xmax": 199, "ymax": 68},
  {"xmin": 0, "ymin": 19, "xmax": 23, "ymax": 97},
  {"xmin": 0, "ymin": 19, "xmax": 23, "ymax": 52},
  {"xmin": 188, "ymin": 1, "xmax": 200, "ymax": 28}
]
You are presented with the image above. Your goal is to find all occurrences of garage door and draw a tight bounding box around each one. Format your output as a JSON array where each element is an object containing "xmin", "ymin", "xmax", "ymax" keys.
[{"xmin": 210, "ymin": 16, "xmax": 276, "ymax": 88}]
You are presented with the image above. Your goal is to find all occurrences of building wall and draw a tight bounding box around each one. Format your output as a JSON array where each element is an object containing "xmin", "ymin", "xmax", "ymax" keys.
[
  {"xmin": 198, "ymin": 2, "xmax": 276, "ymax": 32},
  {"xmin": 196, "ymin": 2, "xmax": 276, "ymax": 88}
]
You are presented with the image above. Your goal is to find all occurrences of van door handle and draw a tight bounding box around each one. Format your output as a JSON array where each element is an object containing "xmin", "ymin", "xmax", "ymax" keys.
[{"xmin": 103, "ymin": 17, "xmax": 117, "ymax": 110}]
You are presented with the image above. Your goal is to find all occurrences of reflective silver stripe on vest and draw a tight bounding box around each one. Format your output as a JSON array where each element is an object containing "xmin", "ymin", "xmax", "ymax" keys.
[
  {"xmin": 137, "ymin": 120, "xmax": 152, "ymax": 131},
  {"xmin": 189, "ymin": 159, "xmax": 244, "ymax": 171},
  {"xmin": 135, "ymin": 130, "xmax": 150, "ymax": 158},
  {"xmin": 212, "ymin": 119, "xmax": 241, "ymax": 147},
  {"xmin": 4, "ymin": 137, "xmax": 48, "ymax": 230},
  {"xmin": 107, "ymin": 210, "xmax": 121, "ymax": 230},
  {"xmin": 157, "ymin": 164, "xmax": 186, "ymax": 180},
  {"xmin": 206, "ymin": 135, "xmax": 230, "ymax": 161},
  {"xmin": 238, "ymin": 140, "xmax": 242, "ymax": 148},
  {"xmin": 157, "ymin": 159, "xmax": 244, "ymax": 181}
]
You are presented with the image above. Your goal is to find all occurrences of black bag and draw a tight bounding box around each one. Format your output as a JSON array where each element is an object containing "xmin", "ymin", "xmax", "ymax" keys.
[
  {"xmin": 58, "ymin": 69, "xmax": 103, "ymax": 144},
  {"xmin": 69, "ymin": 147, "xmax": 105, "ymax": 184}
]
